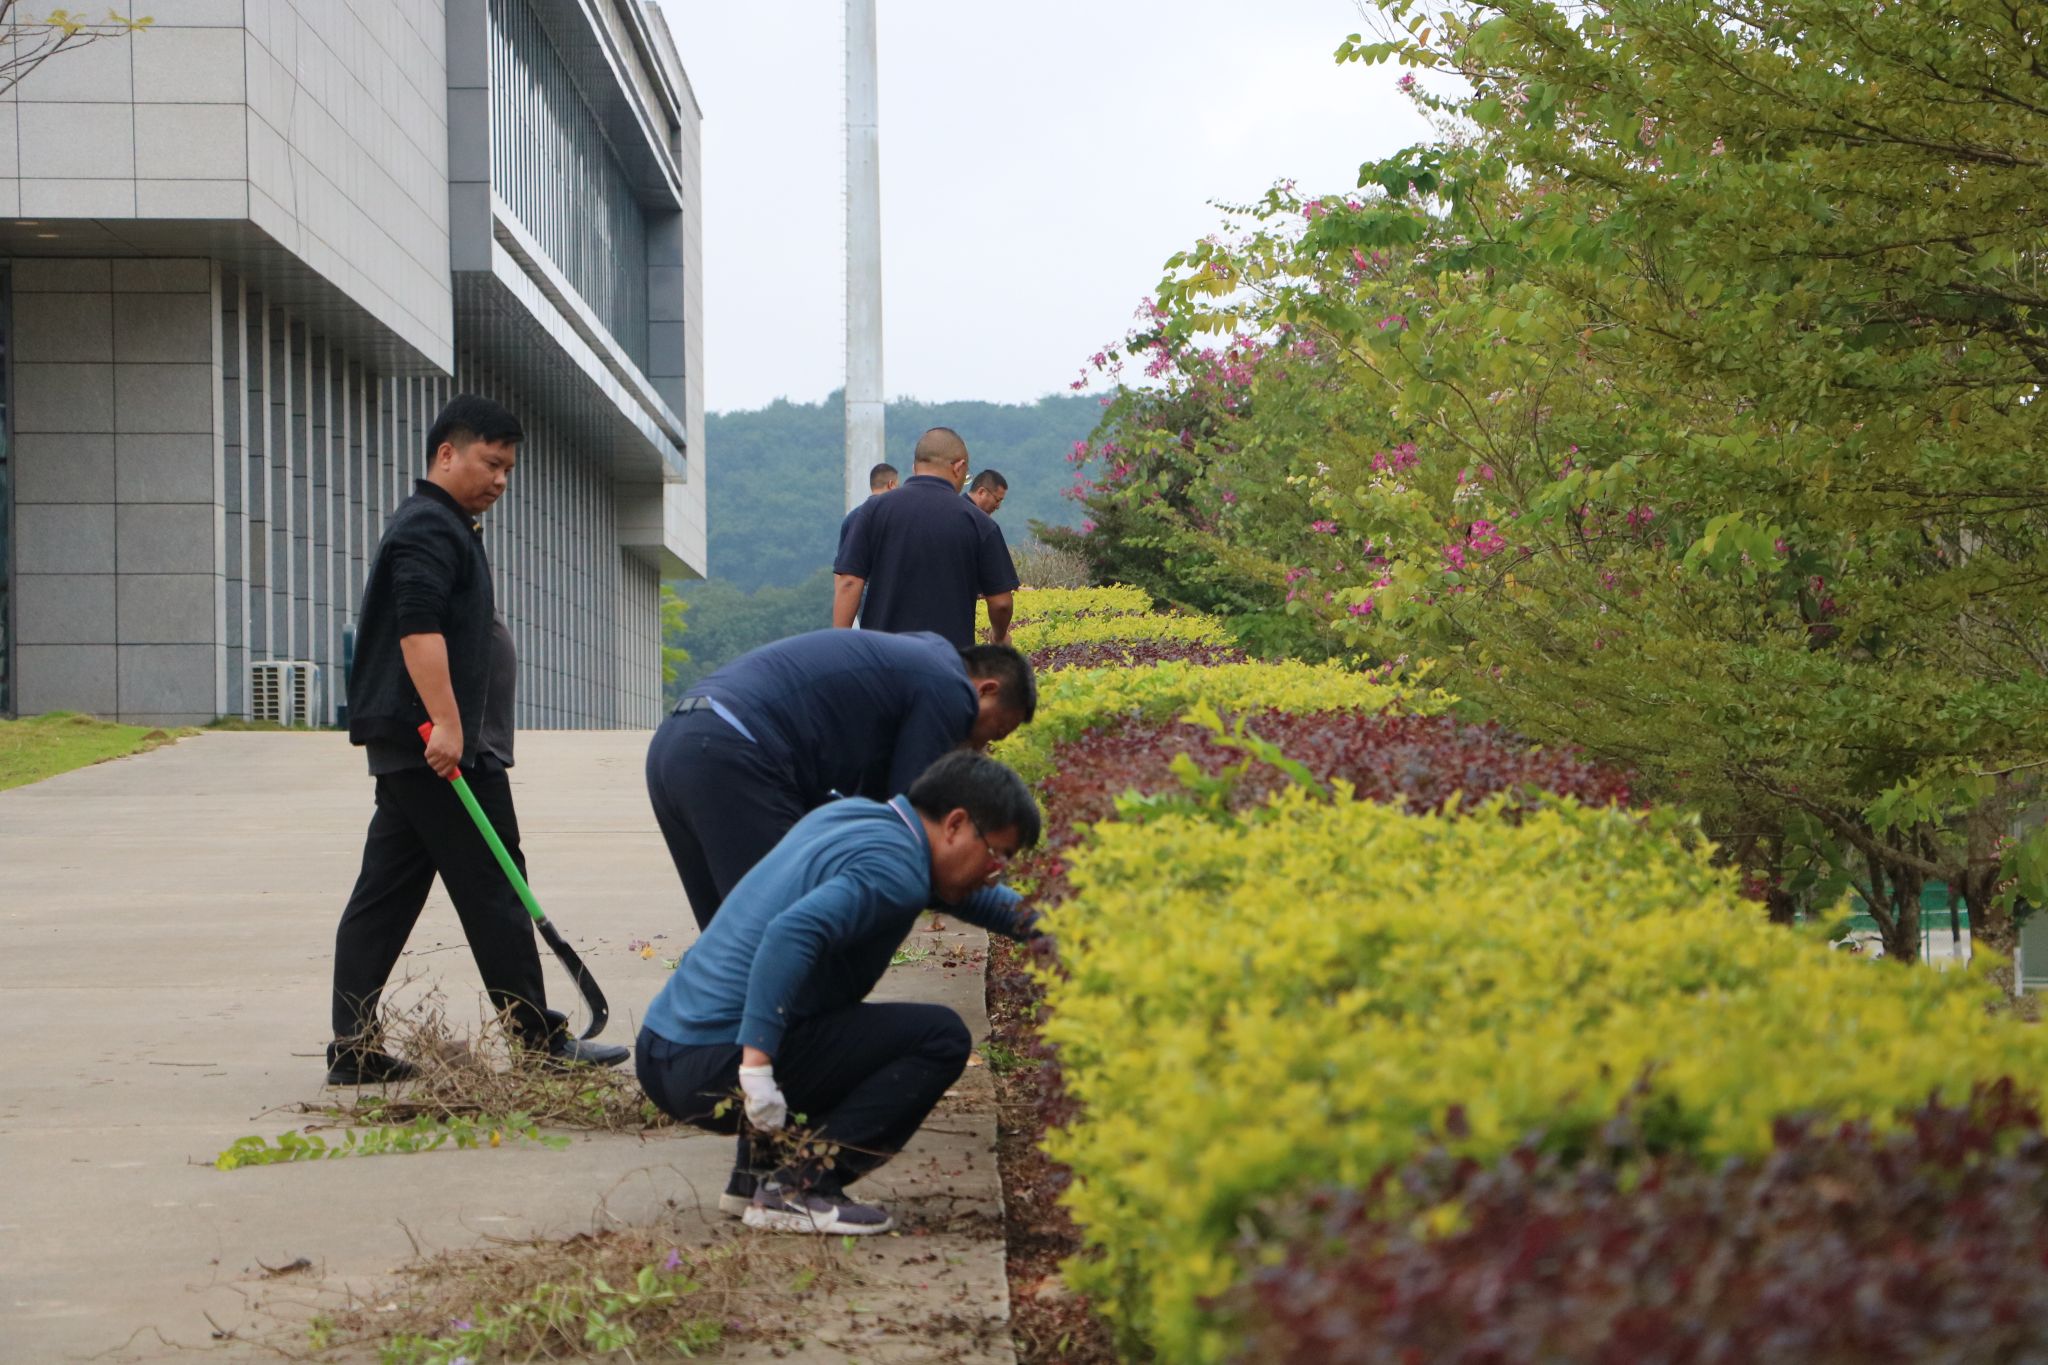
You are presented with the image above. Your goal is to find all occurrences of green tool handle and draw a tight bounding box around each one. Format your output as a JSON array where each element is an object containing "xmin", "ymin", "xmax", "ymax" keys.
[{"xmin": 419, "ymin": 722, "xmax": 543, "ymax": 924}]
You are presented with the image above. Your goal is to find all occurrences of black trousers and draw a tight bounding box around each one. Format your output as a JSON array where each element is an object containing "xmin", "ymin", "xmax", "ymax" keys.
[
  {"xmin": 331, "ymin": 765, "xmax": 550, "ymax": 1045},
  {"xmin": 644, "ymin": 711, "xmax": 807, "ymax": 930},
  {"xmin": 635, "ymin": 1003, "xmax": 971, "ymax": 1192}
]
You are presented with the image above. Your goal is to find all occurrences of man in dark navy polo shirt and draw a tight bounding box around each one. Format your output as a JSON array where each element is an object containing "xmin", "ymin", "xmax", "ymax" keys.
[
  {"xmin": 837, "ymin": 461, "xmax": 898, "ymax": 560},
  {"xmin": 644, "ymin": 628, "xmax": 1035, "ymax": 929},
  {"xmin": 834, "ymin": 462, "xmax": 898, "ymax": 624},
  {"xmin": 832, "ymin": 428, "xmax": 1019, "ymax": 648}
]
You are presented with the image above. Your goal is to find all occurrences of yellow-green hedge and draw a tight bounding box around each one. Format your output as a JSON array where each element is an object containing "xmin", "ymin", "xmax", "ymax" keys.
[
  {"xmin": 1041, "ymin": 790, "xmax": 2048, "ymax": 1363},
  {"xmin": 996, "ymin": 584, "xmax": 1155, "ymax": 622},
  {"xmin": 993, "ymin": 660, "xmax": 1453, "ymax": 783},
  {"xmin": 1013, "ymin": 611, "xmax": 1232, "ymax": 654}
]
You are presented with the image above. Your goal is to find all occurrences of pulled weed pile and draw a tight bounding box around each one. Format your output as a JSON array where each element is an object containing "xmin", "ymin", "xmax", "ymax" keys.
[{"xmin": 317, "ymin": 994, "xmax": 668, "ymax": 1133}]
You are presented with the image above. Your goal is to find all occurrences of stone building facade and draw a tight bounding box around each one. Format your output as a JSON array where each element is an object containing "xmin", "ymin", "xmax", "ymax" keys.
[{"xmin": 0, "ymin": 0, "xmax": 704, "ymax": 727}]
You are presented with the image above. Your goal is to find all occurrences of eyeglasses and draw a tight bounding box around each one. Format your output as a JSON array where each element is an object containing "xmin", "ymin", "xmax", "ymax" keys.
[{"xmin": 969, "ymin": 819, "xmax": 1013, "ymax": 868}]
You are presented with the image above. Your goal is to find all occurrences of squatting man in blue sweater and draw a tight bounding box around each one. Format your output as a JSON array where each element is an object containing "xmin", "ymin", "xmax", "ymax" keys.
[{"xmin": 636, "ymin": 751, "xmax": 1043, "ymax": 1235}]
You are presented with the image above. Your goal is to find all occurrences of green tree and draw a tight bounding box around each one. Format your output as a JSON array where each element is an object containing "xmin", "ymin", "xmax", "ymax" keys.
[
  {"xmin": 660, "ymin": 569, "xmax": 836, "ymax": 705},
  {"xmin": 1074, "ymin": 0, "xmax": 2048, "ymax": 960},
  {"xmin": 0, "ymin": 5, "xmax": 151, "ymax": 95},
  {"xmin": 703, "ymin": 392, "xmax": 1100, "ymax": 591},
  {"xmin": 659, "ymin": 584, "xmax": 690, "ymax": 696}
]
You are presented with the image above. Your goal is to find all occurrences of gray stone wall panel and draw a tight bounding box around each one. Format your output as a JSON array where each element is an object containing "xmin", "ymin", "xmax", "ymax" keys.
[{"xmin": 15, "ymin": 574, "xmax": 117, "ymax": 646}]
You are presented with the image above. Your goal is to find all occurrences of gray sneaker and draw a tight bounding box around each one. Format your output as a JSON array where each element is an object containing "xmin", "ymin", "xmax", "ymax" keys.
[
  {"xmin": 717, "ymin": 1168, "xmax": 757, "ymax": 1218},
  {"xmin": 742, "ymin": 1181, "xmax": 895, "ymax": 1235}
]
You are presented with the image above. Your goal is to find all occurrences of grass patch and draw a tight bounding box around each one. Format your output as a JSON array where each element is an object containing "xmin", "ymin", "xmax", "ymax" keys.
[
  {"xmin": 890, "ymin": 944, "xmax": 934, "ymax": 967},
  {"xmin": 0, "ymin": 712, "xmax": 193, "ymax": 791},
  {"xmin": 302, "ymin": 1229, "xmax": 851, "ymax": 1363}
]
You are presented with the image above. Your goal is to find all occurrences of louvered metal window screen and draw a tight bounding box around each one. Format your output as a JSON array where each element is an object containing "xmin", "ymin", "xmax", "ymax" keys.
[{"xmin": 487, "ymin": 0, "xmax": 651, "ymax": 371}]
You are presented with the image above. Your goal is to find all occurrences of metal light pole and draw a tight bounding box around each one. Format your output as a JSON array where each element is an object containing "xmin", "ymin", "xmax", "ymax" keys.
[{"xmin": 844, "ymin": 0, "xmax": 884, "ymax": 512}]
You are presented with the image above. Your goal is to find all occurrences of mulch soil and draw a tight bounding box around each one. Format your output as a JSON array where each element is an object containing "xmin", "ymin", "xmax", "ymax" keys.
[{"xmin": 987, "ymin": 933, "xmax": 1119, "ymax": 1364}]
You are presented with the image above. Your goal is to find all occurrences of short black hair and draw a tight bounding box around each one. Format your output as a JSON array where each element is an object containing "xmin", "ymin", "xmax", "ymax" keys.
[
  {"xmin": 908, "ymin": 751, "xmax": 1041, "ymax": 851},
  {"xmin": 969, "ymin": 469, "xmax": 1008, "ymax": 494},
  {"xmin": 868, "ymin": 462, "xmax": 899, "ymax": 491},
  {"xmin": 959, "ymin": 643, "xmax": 1035, "ymax": 721},
  {"xmin": 427, "ymin": 394, "xmax": 524, "ymax": 462},
  {"xmin": 913, "ymin": 426, "xmax": 967, "ymax": 467}
]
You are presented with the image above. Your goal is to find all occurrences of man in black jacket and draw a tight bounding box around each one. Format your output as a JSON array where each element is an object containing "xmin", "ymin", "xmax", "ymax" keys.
[{"xmin": 329, "ymin": 394, "xmax": 628, "ymax": 1085}]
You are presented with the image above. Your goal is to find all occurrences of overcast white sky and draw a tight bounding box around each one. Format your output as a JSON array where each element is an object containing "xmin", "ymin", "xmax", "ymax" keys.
[{"xmin": 652, "ymin": 2, "xmax": 1434, "ymax": 414}]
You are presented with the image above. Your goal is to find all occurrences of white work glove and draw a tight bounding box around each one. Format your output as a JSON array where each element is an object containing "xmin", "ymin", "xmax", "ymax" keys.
[{"xmin": 737, "ymin": 1062, "xmax": 788, "ymax": 1131}]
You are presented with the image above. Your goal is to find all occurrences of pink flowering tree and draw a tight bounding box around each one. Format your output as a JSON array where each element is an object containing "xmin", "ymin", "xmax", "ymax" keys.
[{"xmin": 1061, "ymin": 0, "xmax": 2048, "ymax": 961}]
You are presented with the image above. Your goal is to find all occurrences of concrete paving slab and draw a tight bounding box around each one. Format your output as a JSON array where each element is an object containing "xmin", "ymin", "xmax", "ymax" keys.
[{"xmin": 0, "ymin": 732, "xmax": 1015, "ymax": 1362}]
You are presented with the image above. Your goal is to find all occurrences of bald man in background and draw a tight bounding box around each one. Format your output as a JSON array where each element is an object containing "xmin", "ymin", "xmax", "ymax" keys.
[{"xmin": 833, "ymin": 427, "xmax": 1018, "ymax": 648}]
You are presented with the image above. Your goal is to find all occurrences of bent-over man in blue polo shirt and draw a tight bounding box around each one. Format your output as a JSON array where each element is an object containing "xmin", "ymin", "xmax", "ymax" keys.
[
  {"xmin": 645, "ymin": 628, "xmax": 1035, "ymax": 928},
  {"xmin": 636, "ymin": 751, "xmax": 1042, "ymax": 1235},
  {"xmin": 832, "ymin": 426, "xmax": 1021, "ymax": 648}
]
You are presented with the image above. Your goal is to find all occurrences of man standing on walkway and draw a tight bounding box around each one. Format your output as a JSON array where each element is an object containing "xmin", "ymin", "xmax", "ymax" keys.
[
  {"xmin": 637, "ymin": 750, "xmax": 1043, "ymax": 1234},
  {"xmin": 838, "ymin": 460, "xmax": 899, "ymax": 556},
  {"xmin": 965, "ymin": 469, "xmax": 1007, "ymax": 517},
  {"xmin": 832, "ymin": 428, "xmax": 1019, "ymax": 648},
  {"xmin": 645, "ymin": 629, "xmax": 1034, "ymax": 929},
  {"xmin": 329, "ymin": 394, "xmax": 629, "ymax": 1085},
  {"xmin": 833, "ymin": 462, "xmax": 898, "ymax": 626}
]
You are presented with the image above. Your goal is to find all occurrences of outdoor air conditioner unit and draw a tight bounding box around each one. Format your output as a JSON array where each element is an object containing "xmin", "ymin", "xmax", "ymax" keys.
[{"xmin": 250, "ymin": 661, "xmax": 323, "ymax": 727}]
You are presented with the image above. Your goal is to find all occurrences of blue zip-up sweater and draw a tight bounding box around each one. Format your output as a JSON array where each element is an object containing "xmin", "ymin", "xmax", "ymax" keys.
[{"xmin": 642, "ymin": 795, "xmax": 1032, "ymax": 1054}]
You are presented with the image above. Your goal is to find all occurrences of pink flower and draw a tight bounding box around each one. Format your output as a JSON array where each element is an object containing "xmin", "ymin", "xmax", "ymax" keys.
[
  {"xmin": 1220, "ymin": 490, "xmax": 1238, "ymax": 504},
  {"xmin": 1378, "ymin": 313, "xmax": 1408, "ymax": 332},
  {"xmin": 1397, "ymin": 72, "xmax": 1417, "ymax": 93},
  {"xmin": 1348, "ymin": 599, "xmax": 1375, "ymax": 617},
  {"xmin": 1442, "ymin": 544, "xmax": 1468, "ymax": 571},
  {"xmin": 1311, "ymin": 520, "xmax": 1340, "ymax": 534},
  {"xmin": 1478, "ymin": 464, "xmax": 1495, "ymax": 481},
  {"xmin": 1080, "ymin": 519, "xmax": 1096, "ymax": 534},
  {"xmin": 1284, "ymin": 567, "xmax": 1308, "ymax": 584}
]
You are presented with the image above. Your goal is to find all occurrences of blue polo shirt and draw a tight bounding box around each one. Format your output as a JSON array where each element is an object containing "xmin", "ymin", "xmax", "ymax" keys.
[
  {"xmin": 641, "ymin": 794, "xmax": 1031, "ymax": 1053},
  {"xmin": 834, "ymin": 474, "xmax": 1020, "ymax": 648},
  {"xmin": 684, "ymin": 628, "xmax": 980, "ymax": 806}
]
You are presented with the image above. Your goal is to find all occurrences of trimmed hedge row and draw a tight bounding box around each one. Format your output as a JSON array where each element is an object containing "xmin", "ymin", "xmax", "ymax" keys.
[
  {"xmin": 1042, "ymin": 792, "xmax": 2048, "ymax": 1361},
  {"xmin": 990, "ymin": 585, "xmax": 2048, "ymax": 1364},
  {"xmin": 1227, "ymin": 1086, "xmax": 2048, "ymax": 1365},
  {"xmin": 995, "ymin": 658, "xmax": 1452, "ymax": 784}
]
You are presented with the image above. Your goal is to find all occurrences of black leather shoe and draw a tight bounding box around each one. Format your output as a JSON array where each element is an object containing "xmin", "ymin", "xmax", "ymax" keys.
[
  {"xmin": 325, "ymin": 1040, "xmax": 417, "ymax": 1086},
  {"xmin": 540, "ymin": 1036, "xmax": 630, "ymax": 1069}
]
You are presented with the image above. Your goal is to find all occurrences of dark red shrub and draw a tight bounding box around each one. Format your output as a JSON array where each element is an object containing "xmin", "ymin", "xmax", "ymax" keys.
[
  {"xmin": 1026, "ymin": 639, "xmax": 1249, "ymax": 671},
  {"xmin": 1018, "ymin": 711, "xmax": 1632, "ymax": 906},
  {"xmin": 1226, "ymin": 1082, "xmax": 2048, "ymax": 1365}
]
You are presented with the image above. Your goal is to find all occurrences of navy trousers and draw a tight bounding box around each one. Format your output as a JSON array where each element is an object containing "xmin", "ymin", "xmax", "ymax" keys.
[
  {"xmin": 636, "ymin": 1003, "xmax": 972, "ymax": 1192},
  {"xmin": 644, "ymin": 710, "xmax": 807, "ymax": 929}
]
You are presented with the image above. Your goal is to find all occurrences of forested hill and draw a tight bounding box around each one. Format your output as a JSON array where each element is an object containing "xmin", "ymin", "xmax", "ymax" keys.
[{"xmin": 698, "ymin": 390, "xmax": 1100, "ymax": 592}]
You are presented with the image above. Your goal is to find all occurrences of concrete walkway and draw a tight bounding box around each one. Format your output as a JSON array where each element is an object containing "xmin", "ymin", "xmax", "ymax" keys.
[{"xmin": 0, "ymin": 732, "xmax": 1014, "ymax": 1362}]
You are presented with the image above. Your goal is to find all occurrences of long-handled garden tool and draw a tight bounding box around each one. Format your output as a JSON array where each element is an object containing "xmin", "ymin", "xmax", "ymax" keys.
[{"xmin": 419, "ymin": 722, "xmax": 609, "ymax": 1039}]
